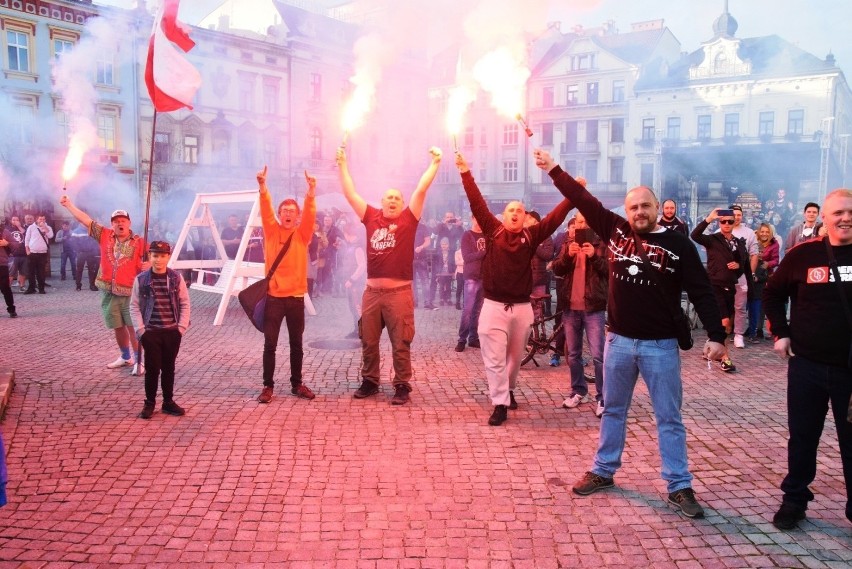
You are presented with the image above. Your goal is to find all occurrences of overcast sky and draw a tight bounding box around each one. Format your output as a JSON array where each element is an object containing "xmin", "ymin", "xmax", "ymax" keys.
[{"xmin": 99, "ymin": 1, "xmax": 849, "ymax": 78}]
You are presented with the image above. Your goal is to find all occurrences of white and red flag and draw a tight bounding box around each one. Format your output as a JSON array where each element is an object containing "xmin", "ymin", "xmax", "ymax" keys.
[{"xmin": 145, "ymin": 0, "xmax": 201, "ymax": 112}]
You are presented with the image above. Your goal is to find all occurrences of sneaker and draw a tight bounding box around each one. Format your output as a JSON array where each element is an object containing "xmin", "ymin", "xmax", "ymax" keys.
[
  {"xmin": 257, "ymin": 386, "xmax": 273, "ymax": 403},
  {"xmin": 391, "ymin": 385, "xmax": 410, "ymax": 405},
  {"xmin": 292, "ymin": 383, "xmax": 316, "ymax": 400},
  {"xmin": 454, "ymin": 341, "xmax": 466, "ymax": 352},
  {"xmin": 468, "ymin": 339, "xmax": 480, "ymax": 349},
  {"xmin": 131, "ymin": 363, "xmax": 145, "ymax": 377},
  {"xmin": 424, "ymin": 303, "xmax": 436, "ymax": 310},
  {"xmin": 161, "ymin": 400, "xmax": 185, "ymax": 416},
  {"xmin": 353, "ymin": 380, "xmax": 379, "ymax": 399},
  {"xmin": 9, "ymin": 311, "xmax": 17, "ymax": 319},
  {"xmin": 509, "ymin": 390, "xmax": 518, "ymax": 410},
  {"xmin": 748, "ymin": 335, "xmax": 760, "ymax": 344},
  {"xmin": 667, "ymin": 488, "xmax": 705, "ymax": 518},
  {"xmin": 106, "ymin": 357, "xmax": 134, "ymax": 369},
  {"xmin": 138, "ymin": 400, "xmax": 155, "ymax": 420},
  {"xmin": 720, "ymin": 358, "xmax": 736, "ymax": 373},
  {"xmin": 89, "ymin": 285, "xmax": 98, "ymax": 291},
  {"xmin": 572, "ymin": 471, "xmax": 614, "ymax": 495},
  {"xmin": 594, "ymin": 401, "xmax": 604, "ymax": 418},
  {"xmin": 734, "ymin": 334, "xmax": 745, "ymax": 348},
  {"xmin": 75, "ymin": 284, "xmax": 82, "ymax": 291},
  {"xmin": 549, "ymin": 354, "xmax": 560, "ymax": 367},
  {"xmin": 488, "ymin": 404, "xmax": 508, "ymax": 426},
  {"xmin": 772, "ymin": 502, "xmax": 806, "ymax": 530},
  {"xmin": 562, "ymin": 393, "xmax": 591, "ymax": 409}
]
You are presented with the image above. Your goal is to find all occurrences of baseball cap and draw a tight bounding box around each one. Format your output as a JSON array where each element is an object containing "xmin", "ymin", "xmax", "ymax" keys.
[
  {"xmin": 729, "ymin": 205, "xmax": 743, "ymax": 212},
  {"xmin": 148, "ymin": 241, "xmax": 172, "ymax": 254},
  {"xmin": 111, "ymin": 209, "xmax": 130, "ymax": 221}
]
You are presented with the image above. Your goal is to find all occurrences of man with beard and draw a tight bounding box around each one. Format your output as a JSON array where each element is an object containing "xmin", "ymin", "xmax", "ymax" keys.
[
  {"xmin": 534, "ymin": 148, "xmax": 726, "ymax": 519},
  {"xmin": 658, "ymin": 199, "xmax": 689, "ymax": 235}
]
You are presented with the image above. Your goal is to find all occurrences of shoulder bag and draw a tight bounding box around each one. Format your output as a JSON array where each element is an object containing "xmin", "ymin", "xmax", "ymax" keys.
[{"xmin": 238, "ymin": 233, "xmax": 294, "ymax": 332}]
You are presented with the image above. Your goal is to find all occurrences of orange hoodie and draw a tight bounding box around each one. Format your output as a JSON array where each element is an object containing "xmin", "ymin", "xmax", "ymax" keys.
[{"xmin": 259, "ymin": 188, "xmax": 316, "ymax": 298}]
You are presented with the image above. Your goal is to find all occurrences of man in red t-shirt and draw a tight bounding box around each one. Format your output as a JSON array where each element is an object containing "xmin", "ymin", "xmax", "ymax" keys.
[{"xmin": 336, "ymin": 146, "xmax": 441, "ymax": 405}]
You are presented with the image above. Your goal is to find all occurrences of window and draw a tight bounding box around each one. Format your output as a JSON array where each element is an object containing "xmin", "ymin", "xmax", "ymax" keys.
[
  {"xmin": 154, "ymin": 132, "xmax": 171, "ymax": 163},
  {"xmin": 97, "ymin": 109, "xmax": 118, "ymax": 152},
  {"xmin": 567, "ymin": 85, "xmax": 578, "ymax": 105},
  {"xmin": 479, "ymin": 163, "xmax": 486, "ymax": 182},
  {"xmin": 480, "ymin": 127, "xmax": 487, "ymax": 145},
  {"xmin": 310, "ymin": 127, "xmax": 322, "ymax": 159},
  {"xmin": 586, "ymin": 120, "xmax": 598, "ymax": 144},
  {"xmin": 612, "ymin": 80, "xmax": 625, "ymax": 102},
  {"xmin": 541, "ymin": 122, "xmax": 553, "ymax": 146},
  {"xmin": 503, "ymin": 123, "xmax": 518, "ymax": 145},
  {"xmin": 11, "ymin": 98, "xmax": 35, "ymax": 144},
  {"xmin": 7, "ymin": 30, "xmax": 30, "ymax": 72},
  {"xmin": 571, "ymin": 53, "xmax": 595, "ymax": 71},
  {"xmin": 263, "ymin": 138, "xmax": 279, "ymax": 167},
  {"xmin": 542, "ymin": 86, "xmax": 554, "ymax": 108},
  {"xmin": 263, "ymin": 81, "xmax": 279, "ymax": 114},
  {"xmin": 610, "ymin": 118, "xmax": 624, "ymax": 143},
  {"xmin": 610, "ymin": 158, "xmax": 624, "ymax": 183},
  {"xmin": 502, "ymin": 160, "xmax": 518, "ymax": 182},
  {"xmin": 564, "ymin": 160, "xmax": 578, "ymax": 176},
  {"xmin": 96, "ymin": 55, "xmax": 114, "ymax": 85},
  {"xmin": 464, "ymin": 126, "xmax": 474, "ymax": 147},
  {"xmin": 564, "ymin": 121, "xmax": 578, "ymax": 152},
  {"xmin": 239, "ymin": 81, "xmax": 254, "ymax": 112},
  {"xmin": 640, "ymin": 163, "xmax": 655, "ymax": 188},
  {"xmin": 788, "ymin": 109, "xmax": 804, "ymax": 135},
  {"xmin": 642, "ymin": 118, "xmax": 656, "ymax": 141},
  {"xmin": 724, "ymin": 113, "xmax": 739, "ymax": 137},
  {"xmin": 667, "ymin": 117, "xmax": 681, "ymax": 140},
  {"xmin": 310, "ymin": 73, "xmax": 322, "ymax": 102},
  {"xmin": 585, "ymin": 160, "xmax": 598, "ymax": 184},
  {"xmin": 53, "ymin": 38, "xmax": 73, "ymax": 59},
  {"xmin": 184, "ymin": 135, "xmax": 199, "ymax": 164},
  {"xmin": 697, "ymin": 115, "xmax": 711, "ymax": 140},
  {"xmin": 586, "ymin": 82, "xmax": 598, "ymax": 104},
  {"xmin": 759, "ymin": 111, "xmax": 774, "ymax": 137},
  {"xmin": 238, "ymin": 135, "xmax": 256, "ymax": 166}
]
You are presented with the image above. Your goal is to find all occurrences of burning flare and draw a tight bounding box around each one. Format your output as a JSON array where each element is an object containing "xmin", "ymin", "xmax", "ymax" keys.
[
  {"xmin": 472, "ymin": 45, "xmax": 530, "ymax": 119},
  {"xmin": 340, "ymin": 79, "xmax": 374, "ymax": 144},
  {"xmin": 446, "ymin": 85, "xmax": 476, "ymax": 150},
  {"xmin": 62, "ymin": 121, "xmax": 97, "ymax": 182}
]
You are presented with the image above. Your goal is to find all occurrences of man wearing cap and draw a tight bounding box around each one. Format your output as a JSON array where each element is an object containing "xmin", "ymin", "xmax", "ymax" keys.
[
  {"xmin": 60, "ymin": 196, "xmax": 149, "ymax": 371},
  {"xmin": 724, "ymin": 205, "xmax": 759, "ymax": 349},
  {"xmin": 129, "ymin": 240, "xmax": 190, "ymax": 419}
]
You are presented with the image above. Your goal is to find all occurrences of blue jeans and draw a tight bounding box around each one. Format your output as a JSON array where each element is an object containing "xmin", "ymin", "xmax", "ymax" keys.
[
  {"xmin": 747, "ymin": 298, "xmax": 761, "ymax": 337},
  {"xmin": 592, "ymin": 332, "xmax": 693, "ymax": 493},
  {"xmin": 781, "ymin": 356, "xmax": 852, "ymax": 518},
  {"xmin": 563, "ymin": 309, "xmax": 605, "ymax": 401},
  {"xmin": 458, "ymin": 279, "xmax": 484, "ymax": 344}
]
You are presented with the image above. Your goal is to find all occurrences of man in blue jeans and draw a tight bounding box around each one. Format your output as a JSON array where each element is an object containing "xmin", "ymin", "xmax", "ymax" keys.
[
  {"xmin": 456, "ymin": 217, "xmax": 485, "ymax": 352},
  {"xmin": 535, "ymin": 148, "xmax": 726, "ymax": 519}
]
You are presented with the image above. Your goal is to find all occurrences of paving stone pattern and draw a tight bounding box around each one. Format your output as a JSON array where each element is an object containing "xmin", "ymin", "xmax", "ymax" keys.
[{"xmin": 0, "ymin": 279, "xmax": 850, "ymax": 567}]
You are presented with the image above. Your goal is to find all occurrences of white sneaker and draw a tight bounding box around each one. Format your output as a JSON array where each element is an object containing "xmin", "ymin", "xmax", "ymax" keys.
[
  {"xmin": 733, "ymin": 334, "xmax": 745, "ymax": 349},
  {"xmin": 106, "ymin": 357, "xmax": 134, "ymax": 369},
  {"xmin": 562, "ymin": 393, "xmax": 591, "ymax": 409},
  {"xmin": 131, "ymin": 363, "xmax": 145, "ymax": 376},
  {"xmin": 595, "ymin": 401, "xmax": 604, "ymax": 418}
]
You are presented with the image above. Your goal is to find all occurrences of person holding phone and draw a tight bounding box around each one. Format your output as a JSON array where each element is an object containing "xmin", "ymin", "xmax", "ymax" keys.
[
  {"xmin": 690, "ymin": 208, "xmax": 752, "ymax": 372},
  {"xmin": 552, "ymin": 211, "xmax": 609, "ymax": 417}
]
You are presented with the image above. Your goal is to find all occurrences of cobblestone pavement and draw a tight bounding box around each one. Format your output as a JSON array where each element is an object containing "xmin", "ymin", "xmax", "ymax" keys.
[{"xmin": 1, "ymin": 278, "xmax": 851, "ymax": 568}]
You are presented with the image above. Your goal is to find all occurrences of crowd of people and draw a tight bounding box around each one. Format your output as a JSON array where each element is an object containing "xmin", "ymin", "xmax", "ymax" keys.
[{"xmin": 2, "ymin": 147, "xmax": 850, "ymax": 530}]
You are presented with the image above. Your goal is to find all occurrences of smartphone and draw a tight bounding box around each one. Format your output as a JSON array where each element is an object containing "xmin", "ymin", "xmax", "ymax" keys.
[
  {"xmin": 574, "ymin": 228, "xmax": 593, "ymax": 245},
  {"xmin": 717, "ymin": 209, "xmax": 735, "ymax": 217}
]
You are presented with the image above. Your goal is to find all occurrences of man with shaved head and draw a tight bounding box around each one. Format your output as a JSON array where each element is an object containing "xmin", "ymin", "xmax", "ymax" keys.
[
  {"xmin": 454, "ymin": 152, "xmax": 572, "ymax": 427},
  {"xmin": 535, "ymin": 148, "xmax": 726, "ymax": 519},
  {"xmin": 336, "ymin": 146, "xmax": 441, "ymax": 405}
]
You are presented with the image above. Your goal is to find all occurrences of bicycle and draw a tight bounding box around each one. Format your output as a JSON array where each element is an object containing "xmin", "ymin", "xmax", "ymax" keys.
[{"xmin": 522, "ymin": 294, "xmax": 563, "ymax": 367}]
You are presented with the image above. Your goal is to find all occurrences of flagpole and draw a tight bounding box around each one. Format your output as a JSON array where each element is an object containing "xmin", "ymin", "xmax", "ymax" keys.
[{"xmin": 143, "ymin": 109, "xmax": 158, "ymax": 248}]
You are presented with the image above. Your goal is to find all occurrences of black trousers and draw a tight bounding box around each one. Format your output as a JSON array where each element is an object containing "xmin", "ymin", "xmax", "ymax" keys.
[
  {"xmin": 781, "ymin": 355, "xmax": 852, "ymax": 520},
  {"xmin": 140, "ymin": 328, "xmax": 183, "ymax": 402},
  {"xmin": 262, "ymin": 296, "xmax": 305, "ymax": 388},
  {"xmin": 0, "ymin": 266, "xmax": 15, "ymax": 313},
  {"xmin": 26, "ymin": 252, "xmax": 48, "ymax": 292},
  {"xmin": 76, "ymin": 253, "xmax": 99, "ymax": 287}
]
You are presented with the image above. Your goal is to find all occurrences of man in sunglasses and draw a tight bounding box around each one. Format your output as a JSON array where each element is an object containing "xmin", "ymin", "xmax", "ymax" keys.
[{"xmin": 691, "ymin": 208, "xmax": 753, "ymax": 372}]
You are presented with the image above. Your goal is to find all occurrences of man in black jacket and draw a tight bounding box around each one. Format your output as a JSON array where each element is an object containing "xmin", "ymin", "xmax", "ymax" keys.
[{"xmin": 691, "ymin": 208, "xmax": 752, "ymax": 373}]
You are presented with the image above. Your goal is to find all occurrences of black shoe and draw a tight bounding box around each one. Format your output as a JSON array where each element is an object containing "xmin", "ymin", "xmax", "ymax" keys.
[
  {"xmin": 488, "ymin": 405, "xmax": 508, "ymax": 426},
  {"xmin": 75, "ymin": 284, "xmax": 82, "ymax": 291},
  {"xmin": 23, "ymin": 290, "xmax": 35, "ymax": 295},
  {"xmin": 61, "ymin": 275, "xmax": 66, "ymax": 281},
  {"xmin": 353, "ymin": 380, "xmax": 379, "ymax": 399},
  {"xmin": 162, "ymin": 400, "xmax": 185, "ymax": 416},
  {"xmin": 38, "ymin": 290, "xmax": 45, "ymax": 294},
  {"xmin": 8, "ymin": 311, "xmax": 17, "ymax": 319},
  {"xmin": 509, "ymin": 391, "xmax": 518, "ymax": 410},
  {"xmin": 772, "ymin": 502, "xmax": 806, "ymax": 530},
  {"xmin": 391, "ymin": 385, "xmax": 410, "ymax": 405},
  {"xmin": 138, "ymin": 400, "xmax": 155, "ymax": 420},
  {"xmin": 572, "ymin": 471, "xmax": 615, "ymax": 495},
  {"xmin": 89, "ymin": 285, "xmax": 98, "ymax": 291},
  {"xmin": 468, "ymin": 339, "xmax": 480, "ymax": 349},
  {"xmin": 454, "ymin": 341, "xmax": 465, "ymax": 352},
  {"xmin": 667, "ymin": 488, "xmax": 705, "ymax": 518}
]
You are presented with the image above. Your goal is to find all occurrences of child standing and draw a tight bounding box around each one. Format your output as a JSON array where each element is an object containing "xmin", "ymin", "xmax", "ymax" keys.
[{"xmin": 129, "ymin": 241, "xmax": 191, "ymax": 419}]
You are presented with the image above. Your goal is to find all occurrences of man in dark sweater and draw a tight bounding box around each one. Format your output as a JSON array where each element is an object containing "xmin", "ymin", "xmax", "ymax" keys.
[
  {"xmin": 534, "ymin": 148, "xmax": 726, "ymax": 519},
  {"xmin": 454, "ymin": 152, "xmax": 572, "ymax": 426},
  {"xmin": 763, "ymin": 188, "xmax": 852, "ymax": 530},
  {"xmin": 456, "ymin": 217, "xmax": 485, "ymax": 352}
]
